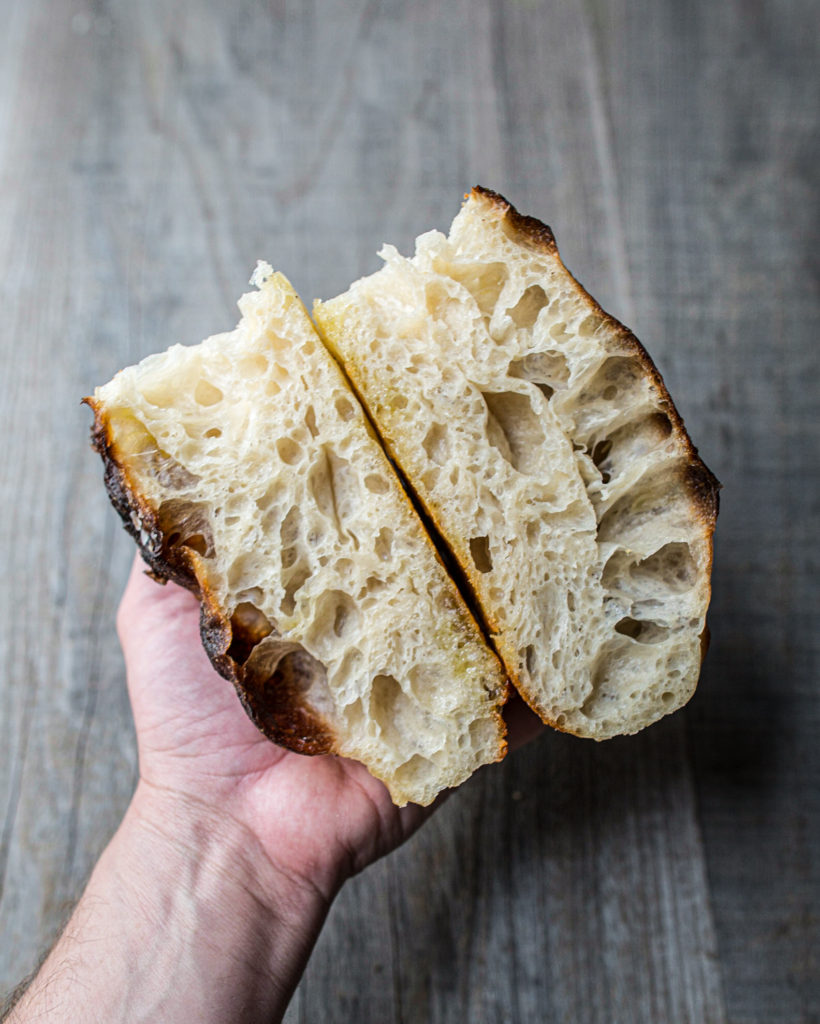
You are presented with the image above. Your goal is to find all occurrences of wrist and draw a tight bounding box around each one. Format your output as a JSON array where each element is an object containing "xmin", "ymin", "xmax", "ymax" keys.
[
  {"xmin": 115, "ymin": 782, "xmax": 331, "ymax": 1016},
  {"xmin": 126, "ymin": 779, "xmax": 332, "ymax": 922},
  {"xmin": 12, "ymin": 783, "xmax": 331, "ymax": 1023}
]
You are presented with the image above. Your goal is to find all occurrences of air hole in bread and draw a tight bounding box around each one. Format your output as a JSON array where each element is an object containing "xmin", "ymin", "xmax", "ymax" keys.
[
  {"xmin": 584, "ymin": 414, "xmax": 675, "ymax": 489},
  {"xmin": 507, "ymin": 284, "xmax": 548, "ymax": 328},
  {"xmin": 154, "ymin": 454, "xmax": 200, "ymax": 490},
  {"xmin": 334, "ymin": 647, "xmax": 363, "ymax": 689},
  {"xmin": 228, "ymin": 602, "xmax": 275, "ymax": 665},
  {"xmin": 508, "ymin": 350, "xmax": 570, "ymax": 391},
  {"xmin": 421, "ymin": 467, "xmax": 440, "ymax": 491},
  {"xmin": 614, "ymin": 617, "xmax": 670, "ymax": 644},
  {"xmin": 306, "ymin": 526, "xmax": 324, "ymax": 547},
  {"xmin": 361, "ymin": 575, "xmax": 386, "ymax": 597},
  {"xmin": 581, "ymin": 655, "xmax": 613, "ymax": 719},
  {"xmin": 524, "ymin": 644, "xmax": 536, "ymax": 676},
  {"xmin": 157, "ymin": 499, "xmax": 214, "ymax": 558},
  {"xmin": 307, "ymin": 590, "xmax": 360, "ymax": 647},
  {"xmin": 276, "ymin": 437, "xmax": 302, "ymax": 465},
  {"xmin": 404, "ymin": 665, "xmax": 435, "ymax": 704},
  {"xmin": 591, "ymin": 439, "xmax": 613, "ymax": 482},
  {"xmin": 244, "ymin": 640, "xmax": 328, "ymax": 726},
  {"xmin": 279, "ymin": 506, "xmax": 301, "ymax": 561},
  {"xmin": 308, "ymin": 447, "xmax": 352, "ymax": 536},
  {"xmin": 304, "ymin": 406, "xmax": 319, "ymax": 438},
  {"xmin": 580, "ymin": 357, "xmax": 646, "ymax": 410},
  {"xmin": 281, "ymin": 561, "xmax": 310, "ymax": 616},
  {"xmin": 442, "ymin": 261, "xmax": 508, "ymax": 315},
  {"xmin": 596, "ymin": 470, "xmax": 680, "ymax": 546},
  {"xmin": 653, "ymin": 412, "xmax": 673, "ymax": 439},
  {"xmin": 106, "ymin": 409, "xmax": 158, "ymax": 457},
  {"xmin": 138, "ymin": 383, "xmax": 178, "ymax": 409},
  {"xmin": 335, "ymin": 395, "xmax": 355, "ymax": 421},
  {"xmin": 422, "ymin": 423, "xmax": 448, "ymax": 465},
  {"xmin": 393, "ymin": 754, "xmax": 435, "ymax": 790},
  {"xmin": 469, "ymin": 536, "xmax": 493, "ymax": 573},
  {"xmin": 334, "ymin": 557, "xmax": 354, "ymax": 578},
  {"xmin": 204, "ymin": 427, "xmax": 222, "ymax": 439},
  {"xmin": 469, "ymin": 717, "xmax": 497, "ymax": 748},
  {"xmin": 370, "ymin": 673, "xmax": 410, "ymax": 735},
  {"xmin": 194, "ymin": 380, "xmax": 223, "ymax": 407},
  {"xmin": 578, "ymin": 313, "xmax": 603, "ymax": 337},
  {"xmin": 481, "ymin": 390, "xmax": 545, "ymax": 475},
  {"xmin": 364, "ymin": 474, "xmax": 389, "ymax": 495},
  {"xmin": 549, "ymin": 321, "xmax": 571, "ymax": 344},
  {"xmin": 181, "ymin": 533, "xmax": 209, "ymax": 556},
  {"xmin": 425, "ymin": 280, "xmax": 451, "ymax": 315},
  {"xmin": 631, "ymin": 542, "xmax": 697, "ymax": 593},
  {"xmin": 116, "ymin": 420, "xmax": 200, "ymax": 488},
  {"xmin": 256, "ymin": 483, "xmax": 282, "ymax": 512},
  {"xmin": 375, "ymin": 527, "xmax": 393, "ymax": 561}
]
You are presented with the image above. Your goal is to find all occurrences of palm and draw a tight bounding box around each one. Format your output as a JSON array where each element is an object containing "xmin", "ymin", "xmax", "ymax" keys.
[{"xmin": 118, "ymin": 558, "xmax": 431, "ymax": 895}]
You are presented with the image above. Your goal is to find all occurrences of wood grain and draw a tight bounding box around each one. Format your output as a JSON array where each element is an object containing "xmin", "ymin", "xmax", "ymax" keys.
[{"xmin": 0, "ymin": 0, "xmax": 816, "ymax": 1020}]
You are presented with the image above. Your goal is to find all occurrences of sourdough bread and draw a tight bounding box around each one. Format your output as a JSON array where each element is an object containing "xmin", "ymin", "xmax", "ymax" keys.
[
  {"xmin": 86, "ymin": 265, "xmax": 508, "ymax": 806},
  {"xmin": 314, "ymin": 188, "xmax": 719, "ymax": 739}
]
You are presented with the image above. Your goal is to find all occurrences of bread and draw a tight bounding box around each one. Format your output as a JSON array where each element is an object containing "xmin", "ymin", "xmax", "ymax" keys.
[
  {"xmin": 85, "ymin": 265, "xmax": 508, "ymax": 806},
  {"xmin": 314, "ymin": 187, "xmax": 719, "ymax": 739}
]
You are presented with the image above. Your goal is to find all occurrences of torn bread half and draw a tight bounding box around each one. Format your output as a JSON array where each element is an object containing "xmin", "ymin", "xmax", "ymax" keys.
[
  {"xmin": 85, "ymin": 265, "xmax": 508, "ymax": 806},
  {"xmin": 314, "ymin": 187, "xmax": 719, "ymax": 739}
]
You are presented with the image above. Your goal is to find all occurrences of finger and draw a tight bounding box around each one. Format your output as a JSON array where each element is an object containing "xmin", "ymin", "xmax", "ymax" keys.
[
  {"xmin": 117, "ymin": 554, "xmax": 200, "ymax": 651},
  {"xmin": 116, "ymin": 554, "xmax": 224, "ymax": 712}
]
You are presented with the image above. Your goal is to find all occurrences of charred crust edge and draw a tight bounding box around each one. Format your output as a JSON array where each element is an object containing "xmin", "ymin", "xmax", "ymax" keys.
[
  {"xmin": 84, "ymin": 397, "xmax": 196, "ymax": 591},
  {"xmin": 198, "ymin": 588, "xmax": 335, "ymax": 756},
  {"xmin": 84, "ymin": 396, "xmax": 337, "ymax": 757},
  {"xmin": 470, "ymin": 186, "xmax": 558, "ymax": 253}
]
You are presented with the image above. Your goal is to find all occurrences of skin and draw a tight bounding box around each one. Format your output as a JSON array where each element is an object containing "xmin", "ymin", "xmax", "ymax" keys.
[{"xmin": 7, "ymin": 556, "xmax": 542, "ymax": 1023}]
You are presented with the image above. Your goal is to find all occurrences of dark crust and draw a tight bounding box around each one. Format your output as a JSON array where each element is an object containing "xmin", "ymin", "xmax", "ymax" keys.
[
  {"xmin": 468, "ymin": 185, "xmax": 721, "ymax": 689},
  {"xmin": 83, "ymin": 397, "xmax": 336, "ymax": 756},
  {"xmin": 471, "ymin": 186, "xmax": 560, "ymax": 254}
]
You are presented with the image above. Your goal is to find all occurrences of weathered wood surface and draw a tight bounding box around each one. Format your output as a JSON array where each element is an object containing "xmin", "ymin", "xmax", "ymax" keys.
[{"xmin": 0, "ymin": 0, "xmax": 817, "ymax": 1020}]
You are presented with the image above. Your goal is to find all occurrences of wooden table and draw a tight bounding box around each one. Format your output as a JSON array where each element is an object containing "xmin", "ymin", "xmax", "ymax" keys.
[{"xmin": 1, "ymin": 1, "xmax": 817, "ymax": 1020}]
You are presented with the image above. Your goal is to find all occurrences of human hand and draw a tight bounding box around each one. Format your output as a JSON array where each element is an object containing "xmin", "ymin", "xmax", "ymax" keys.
[
  {"xmin": 8, "ymin": 556, "xmax": 542, "ymax": 1024},
  {"xmin": 117, "ymin": 554, "xmax": 441, "ymax": 904},
  {"xmin": 119, "ymin": 551, "xmax": 544, "ymax": 892}
]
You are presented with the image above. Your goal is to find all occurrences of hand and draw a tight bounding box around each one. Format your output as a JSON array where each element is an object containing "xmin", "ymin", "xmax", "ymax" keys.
[
  {"xmin": 118, "ymin": 555, "xmax": 439, "ymax": 904},
  {"xmin": 8, "ymin": 556, "xmax": 542, "ymax": 1023}
]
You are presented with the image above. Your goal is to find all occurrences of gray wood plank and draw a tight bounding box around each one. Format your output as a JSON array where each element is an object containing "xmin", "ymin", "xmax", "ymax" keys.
[
  {"xmin": 589, "ymin": 0, "xmax": 820, "ymax": 1018},
  {"xmin": 0, "ymin": 0, "xmax": 816, "ymax": 1021}
]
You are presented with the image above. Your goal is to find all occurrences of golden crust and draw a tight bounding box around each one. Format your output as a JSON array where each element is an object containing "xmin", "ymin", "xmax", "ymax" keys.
[{"xmin": 83, "ymin": 396, "xmax": 336, "ymax": 756}]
